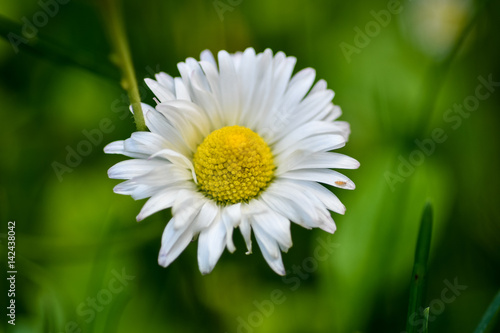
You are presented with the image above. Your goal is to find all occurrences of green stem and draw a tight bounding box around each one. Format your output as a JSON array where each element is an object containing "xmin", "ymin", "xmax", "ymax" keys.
[
  {"xmin": 473, "ymin": 290, "xmax": 500, "ymax": 333},
  {"xmin": 100, "ymin": 0, "xmax": 146, "ymax": 131},
  {"xmin": 406, "ymin": 203, "xmax": 433, "ymax": 333}
]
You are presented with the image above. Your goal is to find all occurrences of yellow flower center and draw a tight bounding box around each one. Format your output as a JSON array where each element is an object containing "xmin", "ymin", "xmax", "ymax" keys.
[{"xmin": 193, "ymin": 125, "xmax": 275, "ymax": 205}]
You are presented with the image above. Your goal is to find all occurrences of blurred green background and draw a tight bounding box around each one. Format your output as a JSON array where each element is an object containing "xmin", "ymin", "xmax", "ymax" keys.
[{"xmin": 1, "ymin": 0, "xmax": 499, "ymax": 332}]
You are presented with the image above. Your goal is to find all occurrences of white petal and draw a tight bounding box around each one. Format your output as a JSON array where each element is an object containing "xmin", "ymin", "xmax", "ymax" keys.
[
  {"xmin": 272, "ymin": 121, "xmax": 344, "ymax": 154},
  {"xmin": 130, "ymin": 131, "xmax": 168, "ymax": 149},
  {"xmin": 173, "ymin": 77, "xmax": 191, "ymax": 101},
  {"xmin": 131, "ymin": 164, "xmax": 192, "ymax": 186},
  {"xmin": 112, "ymin": 180, "xmax": 141, "ymax": 195},
  {"xmin": 252, "ymin": 222, "xmax": 279, "ymax": 259},
  {"xmin": 270, "ymin": 53, "xmax": 296, "ymax": 105},
  {"xmin": 251, "ymin": 201, "xmax": 292, "ymax": 251},
  {"xmin": 137, "ymin": 187, "xmax": 185, "ymax": 221},
  {"xmin": 323, "ymin": 105, "xmax": 342, "ymax": 122},
  {"xmin": 254, "ymin": 234, "xmax": 286, "ymax": 276},
  {"xmin": 107, "ymin": 159, "xmax": 166, "ymax": 180},
  {"xmin": 158, "ymin": 217, "xmax": 196, "ymax": 267},
  {"xmin": 159, "ymin": 199, "xmax": 219, "ymax": 269},
  {"xmin": 155, "ymin": 72, "xmax": 175, "ymax": 92},
  {"xmin": 280, "ymin": 169, "xmax": 356, "ymax": 190},
  {"xmin": 189, "ymin": 71, "xmax": 224, "ymax": 129},
  {"xmin": 145, "ymin": 78, "xmax": 175, "ymax": 103},
  {"xmin": 157, "ymin": 101, "xmax": 211, "ymax": 139},
  {"xmin": 221, "ymin": 203, "xmax": 241, "ymax": 253},
  {"xmin": 295, "ymin": 180, "xmax": 346, "ymax": 215},
  {"xmin": 237, "ymin": 48, "xmax": 257, "ymax": 126},
  {"xmin": 281, "ymin": 67, "xmax": 316, "ymax": 110},
  {"xmin": 172, "ymin": 191, "xmax": 206, "ymax": 229},
  {"xmin": 197, "ymin": 214, "xmax": 226, "ymax": 274},
  {"xmin": 312, "ymin": 208, "xmax": 337, "ymax": 234},
  {"xmin": 114, "ymin": 182, "xmax": 163, "ymax": 200},
  {"xmin": 306, "ymin": 152, "xmax": 360, "ymax": 170},
  {"xmin": 218, "ymin": 50, "xmax": 240, "ymax": 125},
  {"xmin": 309, "ymin": 79, "xmax": 327, "ymax": 95},
  {"xmin": 253, "ymin": 56, "xmax": 298, "ymax": 138},
  {"xmin": 104, "ymin": 141, "xmax": 125, "ymax": 154},
  {"xmin": 244, "ymin": 49, "xmax": 274, "ymax": 130},
  {"xmin": 149, "ymin": 148, "xmax": 197, "ymax": 182},
  {"xmin": 144, "ymin": 108, "xmax": 192, "ymax": 155},
  {"xmin": 186, "ymin": 60, "xmax": 210, "ymax": 93},
  {"xmin": 199, "ymin": 60, "xmax": 221, "ymax": 101},
  {"xmin": 260, "ymin": 191, "xmax": 312, "ymax": 229},
  {"xmin": 333, "ymin": 120, "xmax": 351, "ymax": 140},
  {"xmin": 171, "ymin": 189, "xmax": 200, "ymax": 215},
  {"xmin": 279, "ymin": 152, "xmax": 360, "ymax": 174},
  {"xmin": 194, "ymin": 200, "xmax": 219, "ymax": 231},
  {"xmin": 200, "ymin": 49, "xmax": 217, "ymax": 68},
  {"xmin": 292, "ymin": 134, "xmax": 346, "ymax": 153},
  {"xmin": 135, "ymin": 102, "xmax": 156, "ymax": 118},
  {"xmin": 105, "ymin": 141, "xmax": 147, "ymax": 159},
  {"xmin": 275, "ymin": 134, "xmax": 346, "ymax": 167},
  {"xmin": 261, "ymin": 181, "xmax": 321, "ymax": 228},
  {"xmin": 267, "ymin": 180, "xmax": 338, "ymax": 233},
  {"xmin": 265, "ymin": 218, "xmax": 292, "ymax": 252},
  {"xmin": 239, "ymin": 204, "xmax": 253, "ymax": 253},
  {"xmin": 149, "ymin": 148, "xmax": 192, "ymax": 168},
  {"xmin": 177, "ymin": 60, "xmax": 193, "ymax": 87},
  {"xmin": 260, "ymin": 191, "xmax": 304, "ymax": 226},
  {"xmin": 123, "ymin": 131, "xmax": 169, "ymax": 156},
  {"xmin": 287, "ymin": 90, "xmax": 335, "ymax": 128}
]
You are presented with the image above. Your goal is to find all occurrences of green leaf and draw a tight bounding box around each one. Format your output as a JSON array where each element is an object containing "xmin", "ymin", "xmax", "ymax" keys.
[
  {"xmin": 406, "ymin": 202, "xmax": 433, "ymax": 333},
  {"xmin": 473, "ymin": 290, "xmax": 500, "ymax": 333}
]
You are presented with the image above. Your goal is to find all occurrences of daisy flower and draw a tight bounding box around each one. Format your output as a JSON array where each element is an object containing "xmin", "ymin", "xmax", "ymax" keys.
[{"xmin": 105, "ymin": 48, "xmax": 359, "ymax": 275}]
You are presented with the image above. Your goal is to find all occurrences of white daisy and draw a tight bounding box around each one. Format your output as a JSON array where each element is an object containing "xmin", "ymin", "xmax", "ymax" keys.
[{"xmin": 105, "ymin": 48, "xmax": 359, "ymax": 275}]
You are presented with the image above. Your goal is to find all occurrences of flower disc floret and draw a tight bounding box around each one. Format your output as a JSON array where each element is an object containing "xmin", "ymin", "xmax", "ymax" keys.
[{"xmin": 193, "ymin": 125, "xmax": 275, "ymax": 205}]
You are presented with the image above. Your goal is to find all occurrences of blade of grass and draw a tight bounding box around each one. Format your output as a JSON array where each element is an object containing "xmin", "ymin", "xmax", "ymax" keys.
[
  {"xmin": 0, "ymin": 15, "xmax": 119, "ymax": 81},
  {"xmin": 423, "ymin": 307, "xmax": 430, "ymax": 333},
  {"xmin": 99, "ymin": 0, "xmax": 146, "ymax": 131},
  {"xmin": 406, "ymin": 202, "xmax": 433, "ymax": 333},
  {"xmin": 473, "ymin": 290, "xmax": 500, "ymax": 333}
]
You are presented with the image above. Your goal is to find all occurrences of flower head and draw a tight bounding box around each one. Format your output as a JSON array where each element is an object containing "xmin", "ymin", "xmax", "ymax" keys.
[{"xmin": 105, "ymin": 48, "xmax": 359, "ymax": 275}]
